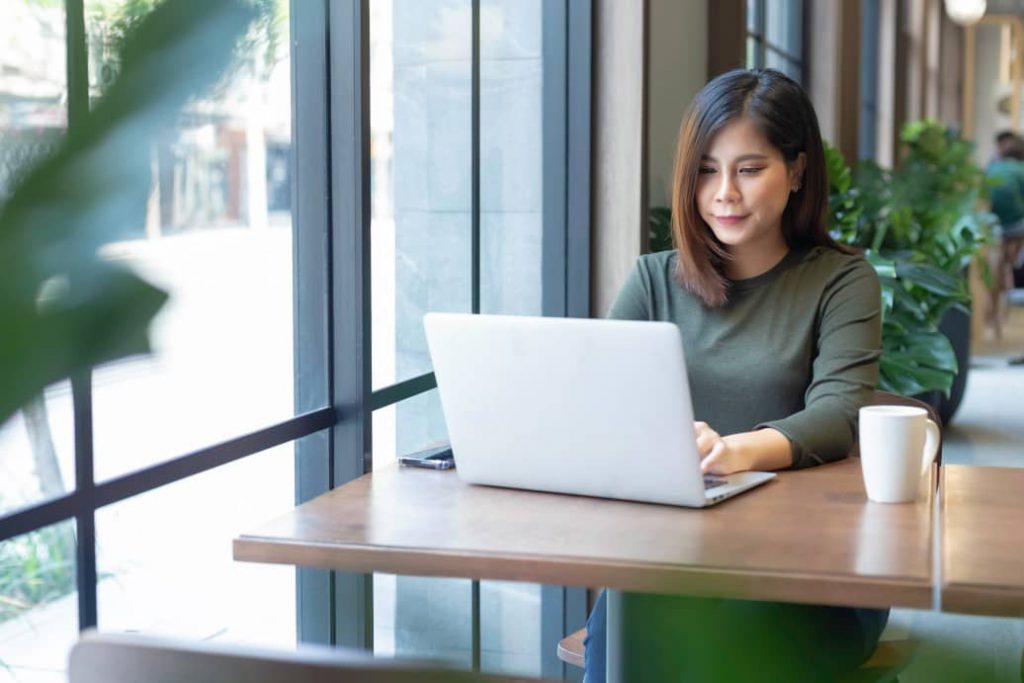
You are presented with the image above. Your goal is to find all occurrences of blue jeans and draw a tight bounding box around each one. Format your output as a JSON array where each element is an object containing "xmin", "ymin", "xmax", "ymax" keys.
[{"xmin": 583, "ymin": 590, "xmax": 888, "ymax": 683}]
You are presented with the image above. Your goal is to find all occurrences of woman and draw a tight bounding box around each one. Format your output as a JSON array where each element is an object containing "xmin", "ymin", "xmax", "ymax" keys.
[{"xmin": 583, "ymin": 69, "xmax": 887, "ymax": 681}]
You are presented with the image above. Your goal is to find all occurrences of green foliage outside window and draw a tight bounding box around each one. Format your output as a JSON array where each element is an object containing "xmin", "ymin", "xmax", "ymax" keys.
[{"xmin": 0, "ymin": 520, "xmax": 75, "ymax": 625}]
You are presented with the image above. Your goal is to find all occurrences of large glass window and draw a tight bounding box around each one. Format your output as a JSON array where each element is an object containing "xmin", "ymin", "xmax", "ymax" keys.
[
  {"xmin": 95, "ymin": 438, "xmax": 304, "ymax": 646},
  {"xmin": 0, "ymin": 3, "xmax": 77, "ymax": 672},
  {"xmin": 746, "ymin": 0, "xmax": 804, "ymax": 84},
  {"xmin": 368, "ymin": 0, "xmax": 550, "ymax": 674},
  {"xmin": 370, "ymin": 0, "xmax": 473, "ymax": 391},
  {"xmin": 1, "ymin": 0, "xmax": 585, "ymax": 678},
  {"xmin": 480, "ymin": 0, "xmax": 544, "ymax": 316},
  {"xmin": 0, "ymin": 2, "xmax": 75, "ymax": 521},
  {"xmin": 0, "ymin": 1, "xmax": 323, "ymax": 678},
  {"xmin": 85, "ymin": 0, "xmax": 299, "ymax": 480}
]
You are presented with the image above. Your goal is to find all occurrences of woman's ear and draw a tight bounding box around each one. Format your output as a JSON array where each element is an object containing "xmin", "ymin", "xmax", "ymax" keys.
[{"xmin": 789, "ymin": 152, "xmax": 807, "ymax": 192}]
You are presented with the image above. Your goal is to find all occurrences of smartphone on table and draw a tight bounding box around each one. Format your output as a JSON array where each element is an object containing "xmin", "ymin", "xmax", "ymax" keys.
[{"xmin": 399, "ymin": 443, "xmax": 455, "ymax": 470}]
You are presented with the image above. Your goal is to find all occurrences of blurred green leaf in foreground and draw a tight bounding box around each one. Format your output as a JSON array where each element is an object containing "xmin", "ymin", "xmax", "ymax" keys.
[{"xmin": 0, "ymin": 0, "xmax": 257, "ymax": 425}]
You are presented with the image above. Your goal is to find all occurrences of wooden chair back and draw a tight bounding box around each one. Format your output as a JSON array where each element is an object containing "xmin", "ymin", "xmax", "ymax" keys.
[{"xmin": 69, "ymin": 631, "xmax": 548, "ymax": 683}]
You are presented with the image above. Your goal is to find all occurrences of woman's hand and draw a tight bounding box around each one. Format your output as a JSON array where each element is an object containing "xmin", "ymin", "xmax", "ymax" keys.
[
  {"xmin": 693, "ymin": 423, "xmax": 794, "ymax": 474},
  {"xmin": 694, "ymin": 421, "xmax": 748, "ymax": 475}
]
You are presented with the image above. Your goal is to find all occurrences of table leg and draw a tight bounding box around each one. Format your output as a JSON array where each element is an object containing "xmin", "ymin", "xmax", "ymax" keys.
[{"xmin": 606, "ymin": 589, "xmax": 645, "ymax": 683}]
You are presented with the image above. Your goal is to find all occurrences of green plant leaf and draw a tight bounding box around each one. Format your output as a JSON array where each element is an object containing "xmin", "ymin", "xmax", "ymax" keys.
[
  {"xmin": 879, "ymin": 353, "xmax": 955, "ymax": 396},
  {"xmin": 0, "ymin": 0, "xmax": 257, "ymax": 425},
  {"xmin": 895, "ymin": 262, "xmax": 968, "ymax": 299}
]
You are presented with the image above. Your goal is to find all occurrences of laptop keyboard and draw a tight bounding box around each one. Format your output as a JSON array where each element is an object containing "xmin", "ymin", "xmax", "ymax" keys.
[{"xmin": 703, "ymin": 476, "xmax": 727, "ymax": 489}]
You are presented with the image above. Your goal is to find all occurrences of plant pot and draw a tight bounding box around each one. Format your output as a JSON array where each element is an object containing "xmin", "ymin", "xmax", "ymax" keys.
[
  {"xmin": 938, "ymin": 306, "xmax": 971, "ymax": 426},
  {"xmin": 910, "ymin": 308, "xmax": 971, "ymax": 426}
]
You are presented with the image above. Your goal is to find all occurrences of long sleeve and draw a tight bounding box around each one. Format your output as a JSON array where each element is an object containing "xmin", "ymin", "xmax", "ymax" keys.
[
  {"xmin": 758, "ymin": 257, "xmax": 882, "ymax": 468},
  {"xmin": 595, "ymin": 247, "xmax": 882, "ymax": 470}
]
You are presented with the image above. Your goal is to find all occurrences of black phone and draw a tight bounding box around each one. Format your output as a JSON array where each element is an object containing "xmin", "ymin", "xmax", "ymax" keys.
[{"xmin": 398, "ymin": 444, "xmax": 455, "ymax": 470}]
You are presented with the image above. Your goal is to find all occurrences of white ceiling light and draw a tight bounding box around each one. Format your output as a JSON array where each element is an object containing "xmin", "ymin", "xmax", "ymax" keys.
[{"xmin": 944, "ymin": 0, "xmax": 987, "ymax": 26}]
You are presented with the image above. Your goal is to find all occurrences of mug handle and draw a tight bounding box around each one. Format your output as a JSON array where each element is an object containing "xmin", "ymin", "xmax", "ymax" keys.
[{"xmin": 920, "ymin": 418, "xmax": 940, "ymax": 476}]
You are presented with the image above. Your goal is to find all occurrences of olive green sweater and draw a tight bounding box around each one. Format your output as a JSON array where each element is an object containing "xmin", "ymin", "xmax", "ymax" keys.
[{"xmin": 607, "ymin": 246, "xmax": 882, "ymax": 469}]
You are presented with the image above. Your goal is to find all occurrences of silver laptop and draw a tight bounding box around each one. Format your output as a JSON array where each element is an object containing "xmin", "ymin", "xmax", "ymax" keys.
[{"xmin": 423, "ymin": 313, "xmax": 775, "ymax": 507}]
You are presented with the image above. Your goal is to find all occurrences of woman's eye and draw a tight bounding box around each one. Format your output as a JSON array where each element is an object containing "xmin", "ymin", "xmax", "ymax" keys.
[
  {"xmin": 738, "ymin": 167, "xmax": 765, "ymax": 175},
  {"xmin": 698, "ymin": 167, "xmax": 716, "ymax": 174}
]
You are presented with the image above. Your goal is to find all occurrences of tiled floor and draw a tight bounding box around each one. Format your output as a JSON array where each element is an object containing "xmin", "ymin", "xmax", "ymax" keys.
[{"xmin": 890, "ymin": 293, "xmax": 1024, "ymax": 682}]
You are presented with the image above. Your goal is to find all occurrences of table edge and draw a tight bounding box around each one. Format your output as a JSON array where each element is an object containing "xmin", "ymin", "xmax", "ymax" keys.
[{"xmin": 233, "ymin": 536, "xmax": 932, "ymax": 610}]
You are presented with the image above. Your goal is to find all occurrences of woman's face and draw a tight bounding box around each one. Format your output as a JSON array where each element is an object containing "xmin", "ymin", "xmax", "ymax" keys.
[{"xmin": 695, "ymin": 118, "xmax": 804, "ymax": 264}]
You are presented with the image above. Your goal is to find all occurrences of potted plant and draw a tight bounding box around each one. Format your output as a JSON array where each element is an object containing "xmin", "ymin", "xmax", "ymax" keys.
[{"xmin": 826, "ymin": 120, "xmax": 994, "ymax": 422}]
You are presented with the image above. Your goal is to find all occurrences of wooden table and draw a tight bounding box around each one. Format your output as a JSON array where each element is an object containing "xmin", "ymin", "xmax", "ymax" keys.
[
  {"xmin": 942, "ymin": 465, "xmax": 1024, "ymax": 616},
  {"xmin": 235, "ymin": 458, "xmax": 937, "ymax": 681}
]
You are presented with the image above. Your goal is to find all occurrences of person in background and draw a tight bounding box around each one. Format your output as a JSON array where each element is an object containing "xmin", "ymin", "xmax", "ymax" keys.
[
  {"xmin": 582, "ymin": 68, "xmax": 886, "ymax": 682},
  {"xmin": 992, "ymin": 129, "xmax": 1020, "ymax": 164},
  {"xmin": 985, "ymin": 132, "xmax": 1024, "ymax": 356}
]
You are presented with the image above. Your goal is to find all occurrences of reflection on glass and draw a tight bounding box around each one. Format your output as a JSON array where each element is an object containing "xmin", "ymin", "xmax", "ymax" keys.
[
  {"xmin": 83, "ymin": 0, "xmax": 300, "ymax": 481},
  {"xmin": 0, "ymin": 520, "xmax": 79, "ymax": 681},
  {"xmin": 765, "ymin": 47, "xmax": 800, "ymax": 83},
  {"xmin": 480, "ymin": 0, "xmax": 543, "ymax": 316},
  {"xmin": 0, "ymin": 3, "xmax": 75, "ymax": 518},
  {"xmin": 371, "ymin": 0, "xmax": 472, "ymax": 390},
  {"xmin": 372, "ymin": 388, "xmax": 467, "ymax": 665},
  {"xmin": 96, "ymin": 436, "xmax": 301, "ymax": 646},
  {"xmin": 746, "ymin": 37, "xmax": 759, "ymax": 70},
  {"xmin": 373, "ymin": 388, "xmax": 540, "ymax": 674},
  {"xmin": 765, "ymin": 0, "xmax": 802, "ymax": 75},
  {"xmin": 481, "ymin": 580, "xmax": 541, "ymax": 677},
  {"xmin": 372, "ymin": 388, "xmax": 448, "ymax": 471}
]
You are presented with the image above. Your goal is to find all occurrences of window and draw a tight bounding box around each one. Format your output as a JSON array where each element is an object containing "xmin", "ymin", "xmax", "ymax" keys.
[
  {"xmin": 859, "ymin": 0, "xmax": 880, "ymax": 161},
  {"xmin": 0, "ymin": 2, "xmax": 330, "ymax": 678},
  {"xmin": 361, "ymin": 0, "xmax": 589, "ymax": 675},
  {"xmin": 85, "ymin": 0, "xmax": 301, "ymax": 481},
  {"xmin": 746, "ymin": 0, "xmax": 805, "ymax": 84},
  {"xmin": 1, "ymin": 0, "xmax": 589, "ymax": 679}
]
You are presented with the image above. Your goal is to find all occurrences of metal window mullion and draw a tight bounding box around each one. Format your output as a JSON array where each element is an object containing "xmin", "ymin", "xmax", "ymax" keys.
[
  {"xmin": 763, "ymin": 43, "xmax": 802, "ymax": 64},
  {"xmin": 1, "ymin": 407, "xmax": 333, "ymax": 546},
  {"xmin": 541, "ymin": 0, "xmax": 567, "ymax": 319},
  {"xmin": 65, "ymin": 0, "xmax": 98, "ymax": 632},
  {"xmin": 470, "ymin": 0, "xmax": 482, "ymax": 670},
  {"xmin": 72, "ymin": 372, "xmax": 97, "ymax": 630},
  {"xmin": 560, "ymin": 1, "xmax": 592, "ymax": 676},
  {"xmin": 328, "ymin": 0, "xmax": 372, "ymax": 651},
  {"xmin": 566, "ymin": 0, "xmax": 591, "ymax": 320},
  {"xmin": 471, "ymin": 0, "xmax": 481, "ymax": 315},
  {"xmin": 756, "ymin": 0, "xmax": 767, "ymax": 68},
  {"xmin": 368, "ymin": 372, "xmax": 437, "ymax": 410},
  {"xmin": 293, "ymin": 0, "xmax": 334, "ymax": 647}
]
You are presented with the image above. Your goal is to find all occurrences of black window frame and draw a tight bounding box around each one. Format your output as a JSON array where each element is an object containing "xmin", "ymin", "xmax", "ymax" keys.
[{"xmin": 746, "ymin": 0, "xmax": 806, "ymax": 85}]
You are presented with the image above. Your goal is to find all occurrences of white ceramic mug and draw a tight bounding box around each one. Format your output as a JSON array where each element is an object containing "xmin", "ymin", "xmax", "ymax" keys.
[{"xmin": 858, "ymin": 405, "xmax": 940, "ymax": 503}]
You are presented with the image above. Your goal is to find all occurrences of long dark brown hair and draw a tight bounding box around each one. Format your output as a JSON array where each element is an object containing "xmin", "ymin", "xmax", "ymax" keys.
[{"xmin": 671, "ymin": 68, "xmax": 849, "ymax": 307}]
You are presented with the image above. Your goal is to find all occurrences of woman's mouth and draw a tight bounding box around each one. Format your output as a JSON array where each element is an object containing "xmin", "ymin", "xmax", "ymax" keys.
[{"xmin": 714, "ymin": 214, "xmax": 748, "ymax": 226}]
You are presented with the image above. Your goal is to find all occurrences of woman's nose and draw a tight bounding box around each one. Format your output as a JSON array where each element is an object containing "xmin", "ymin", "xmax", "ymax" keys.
[{"xmin": 715, "ymin": 174, "xmax": 740, "ymax": 203}]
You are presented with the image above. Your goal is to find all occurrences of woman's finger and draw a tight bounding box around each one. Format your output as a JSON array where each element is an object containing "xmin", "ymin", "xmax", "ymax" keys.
[{"xmin": 700, "ymin": 440, "xmax": 725, "ymax": 474}]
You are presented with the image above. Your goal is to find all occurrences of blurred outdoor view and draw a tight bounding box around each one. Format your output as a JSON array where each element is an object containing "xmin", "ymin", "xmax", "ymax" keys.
[
  {"xmin": 0, "ymin": 1, "xmax": 298, "ymax": 679},
  {"xmin": 1, "ymin": 0, "xmax": 545, "ymax": 679}
]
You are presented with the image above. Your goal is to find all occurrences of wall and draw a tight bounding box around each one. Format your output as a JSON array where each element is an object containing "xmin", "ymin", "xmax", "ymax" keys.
[
  {"xmin": 971, "ymin": 21, "xmax": 1011, "ymax": 165},
  {"xmin": 590, "ymin": 0, "xmax": 646, "ymax": 317}
]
